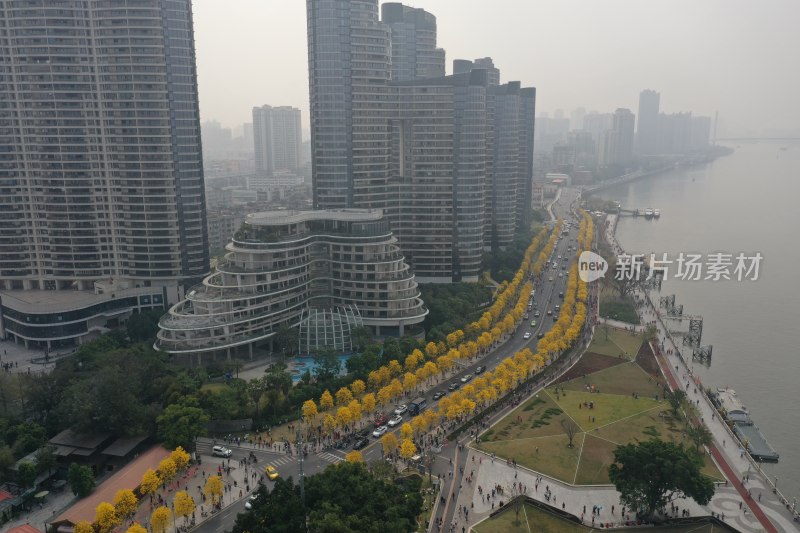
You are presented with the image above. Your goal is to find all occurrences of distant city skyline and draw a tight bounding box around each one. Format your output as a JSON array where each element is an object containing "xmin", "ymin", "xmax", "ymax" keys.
[{"xmin": 193, "ymin": 0, "xmax": 800, "ymax": 137}]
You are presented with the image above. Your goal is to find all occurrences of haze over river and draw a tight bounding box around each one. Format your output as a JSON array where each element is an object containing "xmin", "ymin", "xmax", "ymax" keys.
[{"xmin": 594, "ymin": 141, "xmax": 800, "ymax": 500}]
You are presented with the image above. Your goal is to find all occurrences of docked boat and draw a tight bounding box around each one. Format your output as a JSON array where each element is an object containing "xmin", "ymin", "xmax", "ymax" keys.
[
  {"xmin": 653, "ymin": 208, "xmax": 660, "ymax": 218},
  {"xmin": 644, "ymin": 208, "xmax": 654, "ymax": 219},
  {"xmin": 712, "ymin": 388, "xmax": 779, "ymax": 462}
]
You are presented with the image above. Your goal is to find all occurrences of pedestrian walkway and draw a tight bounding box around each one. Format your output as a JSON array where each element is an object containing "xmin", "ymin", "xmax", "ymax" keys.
[
  {"xmin": 316, "ymin": 451, "xmax": 343, "ymax": 464},
  {"xmin": 603, "ymin": 214, "xmax": 799, "ymax": 533}
]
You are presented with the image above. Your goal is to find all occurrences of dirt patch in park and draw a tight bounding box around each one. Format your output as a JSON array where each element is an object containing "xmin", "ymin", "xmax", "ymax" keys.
[
  {"xmin": 634, "ymin": 340, "xmax": 662, "ymax": 378},
  {"xmin": 555, "ymin": 352, "xmax": 623, "ymax": 384}
]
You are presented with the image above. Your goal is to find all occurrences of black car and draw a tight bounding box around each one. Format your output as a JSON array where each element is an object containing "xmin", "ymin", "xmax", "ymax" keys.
[
  {"xmin": 353, "ymin": 438, "xmax": 369, "ymax": 450},
  {"xmin": 355, "ymin": 428, "xmax": 370, "ymax": 440},
  {"xmin": 448, "ymin": 382, "xmax": 460, "ymax": 391},
  {"xmin": 537, "ymin": 332, "xmax": 544, "ymax": 339},
  {"xmin": 475, "ymin": 365, "xmax": 486, "ymax": 374},
  {"xmin": 433, "ymin": 391, "xmax": 446, "ymax": 400}
]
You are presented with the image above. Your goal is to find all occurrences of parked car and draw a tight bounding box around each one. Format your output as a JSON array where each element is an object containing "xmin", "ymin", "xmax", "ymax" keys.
[
  {"xmin": 448, "ymin": 382, "xmax": 460, "ymax": 391},
  {"xmin": 538, "ymin": 332, "xmax": 545, "ymax": 339},
  {"xmin": 474, "ymin": 365, "xmax": 486, "ymax": 375},
  {"xmin": 373, "ymin": 425, "xmax": 388, "ymax": 438},
  {"xmin": 460, "ymin": 373, "xmax": 473, "ymax": 383},
  {"xmin": 433, "ymin": 391, "xmax": 446, "ymax": 400},
  {"xmin": 388, "ymin": 414, "xmax": 403, "ymax": 427},
  {"xmin": 374, "ymin": 414, "xmax": 388, "ymax": 427},
  {"xmin": 353, "ymin": 437, "xmax": 369, "ymax": 450},
  {"xmin": 393, "ymin": 404, "xmax": 408, "ymax": 416},
  {"xmin": 212, "ymin": 446, "xmax": 232, "ymax": 458},
  {"xmin": 265, "ymin": 465, "xmax": 279, "ymax": 480}
]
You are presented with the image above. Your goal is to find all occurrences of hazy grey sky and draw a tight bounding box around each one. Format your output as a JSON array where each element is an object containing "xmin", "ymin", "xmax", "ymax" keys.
[{"xmin": 193, "ymin": 0, "xmax": 800, "ymax": 136}]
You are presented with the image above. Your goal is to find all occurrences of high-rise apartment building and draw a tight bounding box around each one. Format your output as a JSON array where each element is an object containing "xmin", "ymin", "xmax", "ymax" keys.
[
  {"xmin": 252, "ymin": 105, "xmax": 302, "ymax": 177},
  {"xmin": 612, "ymin": 108, "xmax": 636, "ymax": 166},
  {"xmin": 307, "ymin": 0, "xmax": 392, "ymax": 211},
  {"xmin": 307, "ymin": 0, "xmax": 535, "ymax": 283},
  {"xmin": 0, "ymin": 0, "xmax": 208, "ymax": 349},
  {"xmin": 381, "ymin": 3, "xmax": 445, "ymax": 81},
  {"xmin": 637, "ymin": 90, "xmax": 660, "ymax": 155}
]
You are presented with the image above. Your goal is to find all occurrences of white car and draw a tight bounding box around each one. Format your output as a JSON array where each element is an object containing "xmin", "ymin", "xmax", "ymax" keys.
[
  {"xmin": 393, "ymin": 404, "xmax": 407, "ymax": 416},
  {"xmin": 212, "ymin": 445, "xmax": 232, "ymax": 458},
  {"xmin": 523, "ymin": 332, "xmax": 532, "ymax": 339},
  {"xmin": 373, "ymin": 425, "xmax": 388, "ymax": 438},
  {"xmin": 244, "ymin": 494, "xmax": 258, "ymax": 510},
  {"xmin": 388, "ymin": 414, "xmax": 403, "ymax": 427},
  {"xmin": 460, "ymin": 373, "xmax": 473, "ymax": 383}
]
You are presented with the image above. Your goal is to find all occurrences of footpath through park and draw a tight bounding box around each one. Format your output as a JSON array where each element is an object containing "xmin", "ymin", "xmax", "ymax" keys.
[{"xmin": 605, "ymin": 213, "xmax": 798, "ymax": 533}]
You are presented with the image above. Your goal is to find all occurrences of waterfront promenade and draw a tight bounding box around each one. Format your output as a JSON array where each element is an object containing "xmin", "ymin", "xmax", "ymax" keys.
[{"xmin": 604, "ymin": 214, "xmax": 800, "ymax": 533}]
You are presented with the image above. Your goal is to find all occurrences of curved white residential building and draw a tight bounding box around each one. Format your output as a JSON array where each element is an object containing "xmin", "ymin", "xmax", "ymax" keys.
[{"xmin": 156, "ymin": 209, "xmax": 427, "ymax": 356}]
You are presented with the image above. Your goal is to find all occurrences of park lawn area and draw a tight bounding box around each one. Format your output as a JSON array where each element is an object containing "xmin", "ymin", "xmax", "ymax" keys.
[
  {"xmin": 548, "ymin": 389, "xmax": 663, "ymax": 432},
  {"xmin": 592, "ymin": 404, "xmax": 677, "ymax": 445},
  {"xmin": 573, "ymin": 434, "xmax": 618, "ymax": 485},
  {"xmin": 586, "ymin": 327, "xmax": 642, "ymax": 359},
  {"xmin": 555, "ymin": 352, "xmax": 624, "ymax": 383},
  {"xmin": 608, "ymin": 328, "xmax": 645, "ymax": 357},
  {"xmin": 475, "ymin": 502, "xmax": 726, "ymax": 533},
  {"xmin": 480, "ymin": 393, "xmax": 567, "ymax": 442},
  {"xmin": 477, "ymin": 433, "xmax": 584, "ymax": 482},
  {"xmin": 557, "ymin": 362, "xmax": 663, "ymax": 398}
]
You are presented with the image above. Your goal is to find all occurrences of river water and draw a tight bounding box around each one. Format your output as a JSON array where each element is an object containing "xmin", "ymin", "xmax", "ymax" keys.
[{"xmin": 594, "ymin": 141, "xmax": 800, "ymax": 501}]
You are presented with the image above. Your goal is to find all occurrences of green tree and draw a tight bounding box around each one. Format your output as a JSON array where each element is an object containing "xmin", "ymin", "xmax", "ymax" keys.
[
  {"xmin": 35, "ymin": 445, "xmax": 57, "ymax": 479},
  {"xmin": 0, "ymin": 446, "xmax": 14, "ymax": 479},
  {"xmin": 17, "ymin": 461, "xmax": 37, "ymax": 488},
  {"xmin": 350, "ymin": 326, "xmax": 373, "ymax": 352},
  {"xmin": 68, "ymin": 463, "xmax": 95, "ymax": 497},
  {"xmin": 156, "ymin": 397, "xmax": 209, "ymax": 450},
  {"xmin": 274, "ymin": 326, "xmax": 299, "ymax": 357},
  {"xmin": 126, "ymin": 309, "xmax": 163, "ymax": 342},
  {"xmin": 609, "ymin": 439, "xmax": 714, "ymax": 520},
  {"xmin": 231, "ymin": 462, "xmax": 421, "ymax": 533},
  {"xmin": 9, "ymin": 421, "xmax": 45, "ymax": 457},
  {"xmin": 686, "ymin": 424, "xmax": 713, "ymax": 452},
  {"xmin": 666, "ymin": 389, "xmax": 687, "ymax": 417},
  {"xmin": 312, "ymin": 347, "xmax": 341, "ymax": 380}
]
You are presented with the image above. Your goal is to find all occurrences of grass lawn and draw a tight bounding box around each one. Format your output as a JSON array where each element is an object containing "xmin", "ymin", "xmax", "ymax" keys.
[
  {"xmin": 477, "ymin": 433, "xmax": 584, "ymax": 482},
  {"xmin": 592, "ymin": 404, "xmax": 677, "ymax": 445},
  {"xmin": 548, "ymin": 389, "xmax": 663, "ymax": 432},
  {"xmin": 557, "ymin": 362, "xmax": 663, "ymax": 398},
  {"xmin": 573, "ymin": 434, "xmax": 618, "ymax": 484},
  {"xmin": 586, "ymin": 327, "xmax": 642, "ymax": 359},
  {"xmin": 480, "ymin": 393, "xmax": 567, "ymax": 442}
]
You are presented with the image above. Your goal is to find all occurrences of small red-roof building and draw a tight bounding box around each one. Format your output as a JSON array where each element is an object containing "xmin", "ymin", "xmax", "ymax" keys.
[
  {"xmin": 7, "ymin": 524, "xmax": 43, "ymax": 533},
  {"xmin": 47, "ymin": 446, "xmax": 170, "ymax": 533}
]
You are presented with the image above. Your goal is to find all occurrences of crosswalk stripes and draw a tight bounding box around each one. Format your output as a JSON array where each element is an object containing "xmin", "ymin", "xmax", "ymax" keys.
[
  {"xmin": 264, "ymin": 456, "xmax": 294, "ymax": 467},
  {"xmin": 316, "ymin": 451, "xmax": 343, "ymax": 464}
]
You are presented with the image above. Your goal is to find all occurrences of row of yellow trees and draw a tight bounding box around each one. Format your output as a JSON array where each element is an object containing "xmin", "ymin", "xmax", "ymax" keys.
[
  {"xmin": 71, "ymin": 447, "xmax": 211, "ymax": 533},
  {"xmin": 299, "ymin": 224, "xmax": 562, "ymax": 433}
]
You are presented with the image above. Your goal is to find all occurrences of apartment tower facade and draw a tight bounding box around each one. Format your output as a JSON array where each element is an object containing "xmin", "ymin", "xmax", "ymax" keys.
[{"xmin": 0, "ymin": 0, "xmax": 209, "ymax": 348}]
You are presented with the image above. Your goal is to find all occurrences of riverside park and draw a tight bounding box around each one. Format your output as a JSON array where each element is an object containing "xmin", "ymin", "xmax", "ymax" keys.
[{"xmin": 472, "ymin": 326, "xmax": 725, "ymax": 532}]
